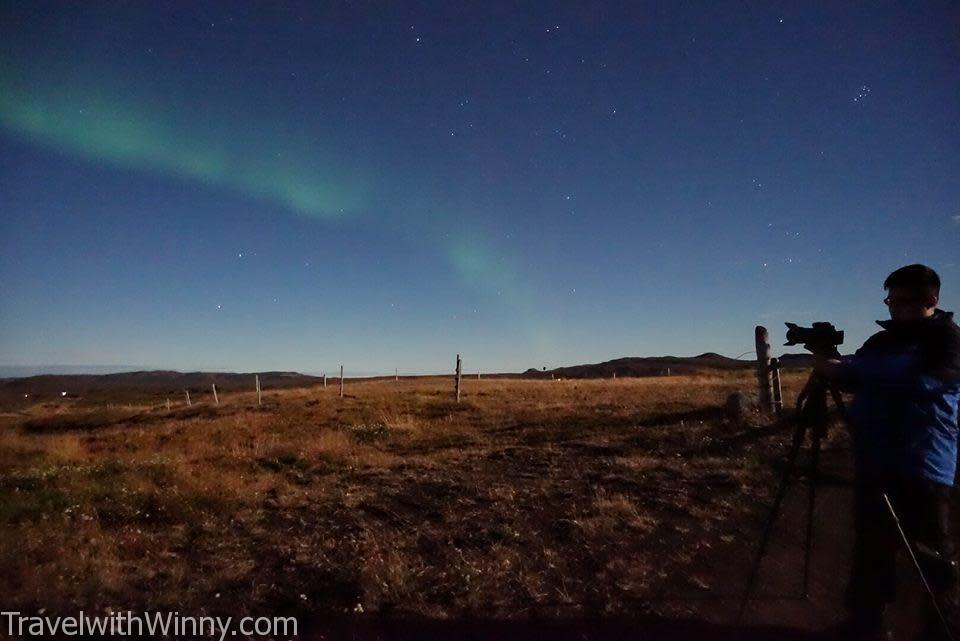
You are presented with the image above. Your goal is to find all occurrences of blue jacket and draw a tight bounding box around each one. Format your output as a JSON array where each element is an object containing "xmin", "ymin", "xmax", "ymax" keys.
[{"xmin": 838, "ymin": 309, "xmax": 960, "ymax": 487}]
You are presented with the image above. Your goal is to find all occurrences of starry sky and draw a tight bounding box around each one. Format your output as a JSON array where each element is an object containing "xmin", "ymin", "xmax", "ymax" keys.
[{"xmin": 1, "ymin": 1, "xmax": 958, "ymax": 375}]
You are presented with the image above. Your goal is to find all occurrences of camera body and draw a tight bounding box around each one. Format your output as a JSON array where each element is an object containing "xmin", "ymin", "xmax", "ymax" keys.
[{"xmin": 784, "ymin": 322, "xmax": 844, "ymax": 356}]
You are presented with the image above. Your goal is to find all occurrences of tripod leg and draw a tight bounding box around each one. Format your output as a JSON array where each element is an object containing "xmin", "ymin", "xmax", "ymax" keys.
[
  {"xmin": 802, "ymin": 383, "xmax": 844, "ymax": 599},
  {"xmin": 803, "ymin": 427, "xmax": 822, "ymax": 599},
  {"xmin": 883, "ymin": 494, "xmax": 956, "ymax": 641},
  {"xmin": 736, "ymin": 421, "xmax": 808, "ymax": 623},
  {"xmin": 828, "ymin": 387, "xmax": 846, "ymax": 419}
]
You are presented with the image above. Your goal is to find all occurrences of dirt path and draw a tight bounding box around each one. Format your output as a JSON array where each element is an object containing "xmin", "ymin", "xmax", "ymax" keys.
[
  {"xmin": 694, "ymin": 442, "xmax": 926, "ymax": 640},
  {"xmin": 302, "ymin": 441, "xmax": 930, "ymax": 641}
]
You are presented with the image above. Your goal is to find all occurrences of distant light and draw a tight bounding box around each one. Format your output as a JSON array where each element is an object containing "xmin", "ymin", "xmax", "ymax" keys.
[
  {"xmin": 61, "ymin": 391, "xmax": 67, "ymax": 396},
  {"xmin": 23, "ymin": 394, "xmax": 28, "ymax": 398}
]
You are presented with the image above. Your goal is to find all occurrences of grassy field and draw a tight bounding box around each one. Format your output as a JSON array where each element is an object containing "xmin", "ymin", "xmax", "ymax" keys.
[{"xmin": 0, "ymin": 371, "xmax": 824, "ymax": 626}]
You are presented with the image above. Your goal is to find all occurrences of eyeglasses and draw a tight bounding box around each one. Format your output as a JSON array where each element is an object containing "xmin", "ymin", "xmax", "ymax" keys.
[{"xmin": 884, "ymin": 295, "xmax": 918, "ymax": 307}]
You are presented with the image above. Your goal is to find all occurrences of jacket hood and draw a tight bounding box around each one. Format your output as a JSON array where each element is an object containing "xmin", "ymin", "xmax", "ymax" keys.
[{"xmin": 876, "ymin": 308, "xmax": 955, "ymax": 331}]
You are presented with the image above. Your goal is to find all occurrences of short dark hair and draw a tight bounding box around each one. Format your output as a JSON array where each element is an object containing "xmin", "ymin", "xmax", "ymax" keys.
[{"xmin": 884, "ymin": 264, "xmax": 940, "ymax": 298}]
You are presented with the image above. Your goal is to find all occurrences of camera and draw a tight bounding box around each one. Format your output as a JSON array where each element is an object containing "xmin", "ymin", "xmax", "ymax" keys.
[{"xmin": 784, "ymin": 322, "xmax": 844, "ymax": 355}]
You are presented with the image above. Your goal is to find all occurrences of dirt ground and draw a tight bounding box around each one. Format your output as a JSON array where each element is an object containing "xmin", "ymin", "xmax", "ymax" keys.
[
  {"xmin": 302, "ymin": 434, "xmax": 929, "ymax": 641},
  {"xmin": 0, "ymin": 372, "xmax": 934, "ymax": 640}
]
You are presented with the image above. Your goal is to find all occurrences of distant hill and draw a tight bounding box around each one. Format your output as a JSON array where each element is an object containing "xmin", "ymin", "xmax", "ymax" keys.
[
  {"xmin": 0, "ymin": 370, "xmax": 323, "ymax": 407},
  {"xmin": 776, "ymin": 353, "xmax": 817, "ymax": 369},
  {"xmin": 0, "ymin": 353, "xmax": 815, "ymax": 408},
  {"xmin": 0, "ymin": 364, "xmax": 149, "ymax": 378},
  {"xmin": 522, "ymin": 352, "xmax": 813, "ymax": 379}
]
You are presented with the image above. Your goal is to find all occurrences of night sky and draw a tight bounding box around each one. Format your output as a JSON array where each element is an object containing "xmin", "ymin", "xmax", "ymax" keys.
[{"xmin": 1, "ymin": 2, "xmax": 958, "ymax": 375}]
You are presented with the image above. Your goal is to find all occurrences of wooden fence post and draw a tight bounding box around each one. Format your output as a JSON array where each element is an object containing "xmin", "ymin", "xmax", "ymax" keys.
[
  {"xmin": 770, "ymin": 357, "xmax": 783, "ymax": 416},
  {"xmin": 395, "ymin": 368, "xmax": 399, "ymax": 382},
  {"xmin": 323, "ymin": 373, "xmax": 327, "ymax": 389},
  {"xmin": 755, "ymin": 326, "xmax": 774, "ymax": 413},
  {"xmin": 212, "ymin": 384, "xmax": 219, "ymax": 406},
  {"xmin": 185, "ymin": 390, "xmax": 191, "ymax": 407},
  {"xmin": 256, "ymin": 374, "xmax": 261, "ymax": 406},
  {"xmin": 340, "ymin": 365, "xmax": 344, "ymax": 398},
  {"xmin": 455, "ymin": 354, "xmax": 462, "ymax": 403},
  {"xmin": 166, "ymin": 398, "xmax": 171, "ymax": 411}
]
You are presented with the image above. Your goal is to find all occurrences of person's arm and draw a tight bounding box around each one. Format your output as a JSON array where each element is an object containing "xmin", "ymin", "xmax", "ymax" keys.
[
  {"xmin": 815, "ymin": 332, "xmax": 953, "ymax": 394},
  {"xmin": 813, "ymin": 356, "xmax": 844, "ymax": 381},
  {"xmin": 842, "ymin": 352, "xmax": 919, "ymax": 386},
  {"xmin": 832, "ymin": 351, "xmax": 949, "ymax": 400},
  {"xmin": 920, "ymin": 324, "xmax": 960, "ymax": 384}
]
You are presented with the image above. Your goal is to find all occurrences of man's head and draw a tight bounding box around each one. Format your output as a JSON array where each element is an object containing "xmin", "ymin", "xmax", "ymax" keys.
[{"xmin": 883, "ymin": 264, "xmax": 940, "ymax": 321}]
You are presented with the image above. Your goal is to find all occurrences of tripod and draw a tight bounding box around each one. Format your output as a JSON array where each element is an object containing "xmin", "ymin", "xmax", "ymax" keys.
[{"xmin": 736, "ymin": 372, "xmax": 846, "ymax": 623}]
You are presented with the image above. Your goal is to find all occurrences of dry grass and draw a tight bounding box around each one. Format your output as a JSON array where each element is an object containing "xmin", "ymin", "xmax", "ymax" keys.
[{"xmin": 0, "ymin": 370, "xmax": 820, "ymax": 621}]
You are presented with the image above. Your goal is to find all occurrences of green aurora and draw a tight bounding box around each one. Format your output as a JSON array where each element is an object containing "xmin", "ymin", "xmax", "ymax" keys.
[
  {"xmin": 0, "ymin": 61, "xmax": 555, "ymax": 359},
  {"xmin": 0, "ymin": 80, "xmax": 364, "ymax": 219}
]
